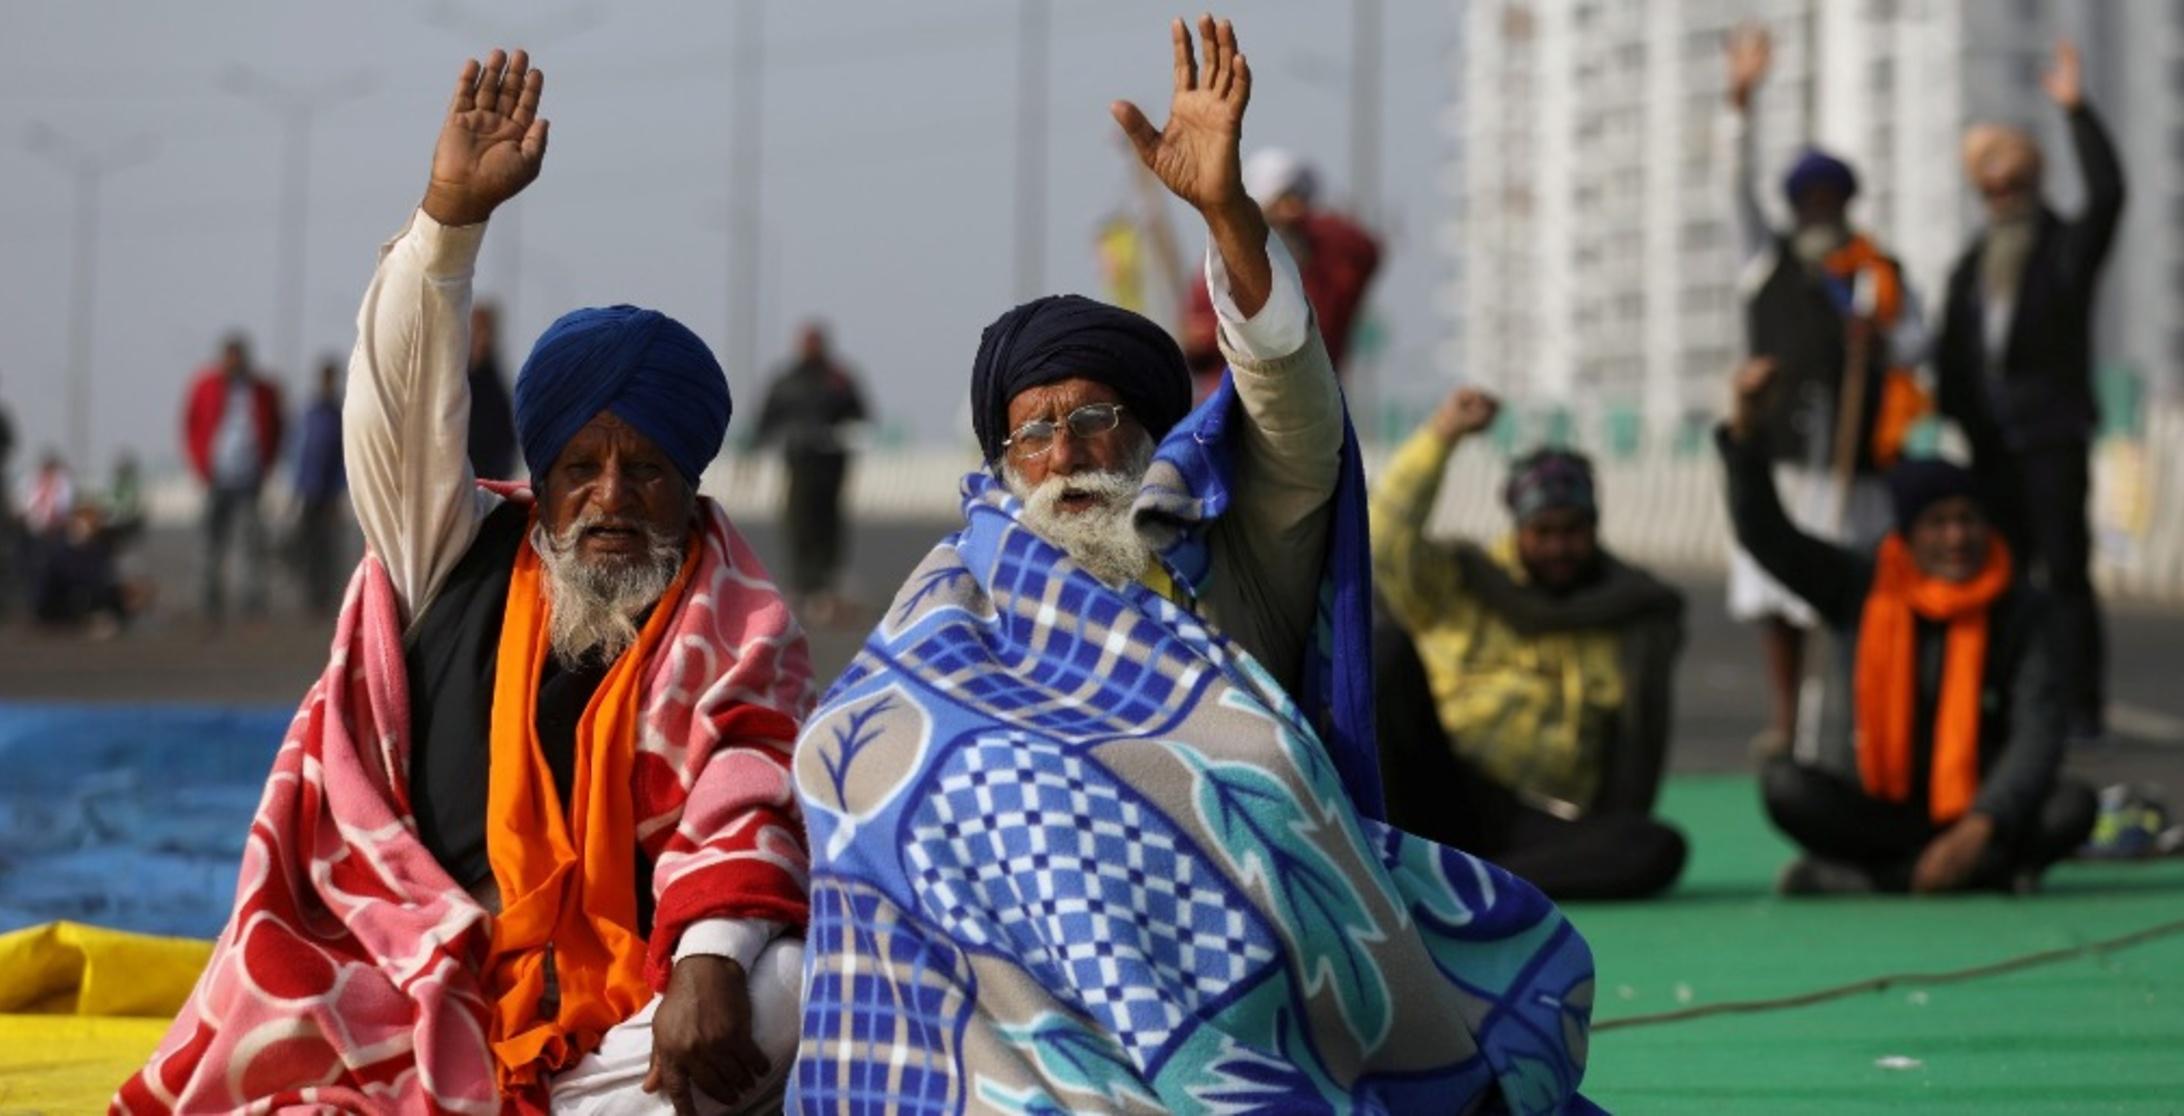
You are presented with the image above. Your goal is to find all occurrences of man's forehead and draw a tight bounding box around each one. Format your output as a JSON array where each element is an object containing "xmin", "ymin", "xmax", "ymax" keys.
[
  {"xmin": 1007, "ymin": 377, "xmax": 1122, "ymax": 418},
  {"xmin": 562, "ymin": 411, "xmax": 664, "ymax": 453}
]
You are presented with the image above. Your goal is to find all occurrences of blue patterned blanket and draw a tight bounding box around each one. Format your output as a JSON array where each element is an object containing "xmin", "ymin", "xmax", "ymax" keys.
[{"xmin": 791, "ymin": 385, "xmax": 1598, "ymax": 1113}]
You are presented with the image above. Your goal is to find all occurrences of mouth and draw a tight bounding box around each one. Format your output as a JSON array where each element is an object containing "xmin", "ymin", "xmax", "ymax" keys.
[
  {"xmin": 578, "ymin": 523, "xmax": 647, "ymax": 555},
  {"xmin": 1056, "ymin": 490, "xmax": 1102, "ymax": 515}
]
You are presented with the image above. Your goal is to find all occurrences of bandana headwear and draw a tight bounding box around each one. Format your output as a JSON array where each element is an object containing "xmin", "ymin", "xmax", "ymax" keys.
[
  {"xmin": 970, "ymin": 294, "xmax": 1190, "ymax": 464},
  {"xmin": 1503, "ymin": 448, "xmax": 1598, "ymax": 523},
  {"xmin": 1887, "ymin": 457, "xmax": 1982, "ymax": 534},
  {"xmin": 1784, "ymin": 149, "xmax": 1859, "ymax": 205},
  {"xmin": 513, "ymin": 305, "xmax": 731, "ymax": 486}
]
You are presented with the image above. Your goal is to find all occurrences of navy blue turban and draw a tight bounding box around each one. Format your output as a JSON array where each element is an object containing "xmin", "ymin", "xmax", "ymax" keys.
[
  {"xmin": 1784, "ymin": 149, "xmax": 1859, "ymax": 205},
  {"xmin": 1888, "ymin": 457, "xmax": 1981, "ymax": 534},
  {"xmin": 971, "ymin": 294, "xmax": 1190, "ymax": 464},
  {"xmin": 512, "ymin": 305, "xmax": 730, "ymax": 486}
]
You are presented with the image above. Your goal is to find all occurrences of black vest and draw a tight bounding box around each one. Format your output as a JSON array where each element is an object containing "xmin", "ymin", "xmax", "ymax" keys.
[
  {"xmin": 401, "ymin": 500, "xmax": 654, "ymax": 931},
  {"xmin": 1745, "ymin": 238, "xmax": 1890, "ymax": 473}
]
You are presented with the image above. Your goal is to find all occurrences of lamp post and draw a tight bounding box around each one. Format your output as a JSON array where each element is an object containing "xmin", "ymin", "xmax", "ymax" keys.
[
  {"xmin": 24, "ymin": 123, "xmax": 155, "ymax": 461},
  {"xmin": 221, "ymin": 66, "xmax": 373, "ymax": 387}
]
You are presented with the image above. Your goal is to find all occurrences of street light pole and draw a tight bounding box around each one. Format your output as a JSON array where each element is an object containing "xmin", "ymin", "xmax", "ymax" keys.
[
  {"xmin": 1349, "ymin": 0, "xmax": 1382, "ymax": 222},
  {"xmin": 223, "ymin": 67, "xmax": 372, "ymax": 386},
  {"xmin": 729, "ymin": 0, "xmax": 766, "ymax": 383},
  {"xmin": 1014, "ymin": 0, "xmax": 1050, "ymax": 300},
  {"xmin": 25, "ymin": 124, "xmax": 154, "ymax": 463}
]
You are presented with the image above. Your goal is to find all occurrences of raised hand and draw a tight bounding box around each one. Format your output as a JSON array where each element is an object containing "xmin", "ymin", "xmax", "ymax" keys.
[
  {"xmin": 1111, "ymin": 15, "xmax": 1252, "ymax": 216},
  {"xmin": 1432, "ymin": 387, "xmax": 1501, "ymax": 442},
  {"xmin": 1725, "ymin": 24, "xmax": 1771, "ymax": 113},
  {"xmin": 1727, "ymin": 356, "xmax": 1779, "ymax": 443},
  {"xmin": 422, "ymin": 48, "xmax": 548, "ymax": 227},
  {"xmin": 2042, "ymin": 38, "xmax": 2083, "ymax": 110}
]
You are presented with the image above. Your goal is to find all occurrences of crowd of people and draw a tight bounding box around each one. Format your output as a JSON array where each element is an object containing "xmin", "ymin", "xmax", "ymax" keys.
[{"xmin": 0, "ymin": 9, "xmax": 2150, "ymax": 1113}]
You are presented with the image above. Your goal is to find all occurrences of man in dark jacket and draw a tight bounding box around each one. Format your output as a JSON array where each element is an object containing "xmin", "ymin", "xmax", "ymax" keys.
[
  {"xmin": 752, "ymin": 322, "xmax": 867, "ymax": 621},
  {"xmin": 1935, "ymin": 39, "xmax": 2124, "ymax": 743},
  {"xmin": 1723, "ymin": 358, "xmax": 2094, "ymax": 895}
]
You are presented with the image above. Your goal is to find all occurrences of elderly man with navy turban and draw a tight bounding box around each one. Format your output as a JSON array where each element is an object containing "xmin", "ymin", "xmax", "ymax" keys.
[
  {"xmin": 1723, "ymin": 25, "xmax": 1931, "ymax": 755},
  {"xmin": 120, "ymin": 52, "xmax": 814, "ymax": 1116},
  {"xmin": 790, "ymin": 16, "xmax": 1598, "ymax": 1113}
]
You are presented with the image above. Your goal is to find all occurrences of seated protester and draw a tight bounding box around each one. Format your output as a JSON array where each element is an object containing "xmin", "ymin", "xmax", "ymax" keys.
[
  {"xmin": 790, "ymin": 17, "xmax": 1595, "ymax": 1113},
  {"xmin": 119, "ymin": 53, "xmax": 815, "ymax": 1114},
  {"xmin": 1720, "ymin": 357, "xmax": 2096, "ymax": 895},
  {"xmin": 1370, "ymin": 386, "xmax": 1688, "ymax": 901}
]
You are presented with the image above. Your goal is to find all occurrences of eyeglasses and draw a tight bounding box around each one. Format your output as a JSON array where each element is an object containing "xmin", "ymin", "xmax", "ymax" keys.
[{"xmin": 1002, "ymin": 402, "xmax": 1128, "ymax": 461}]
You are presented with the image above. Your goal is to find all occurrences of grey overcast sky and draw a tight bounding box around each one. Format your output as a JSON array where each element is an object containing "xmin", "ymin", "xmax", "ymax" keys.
[{"xmin": 0, "ymin": 1, "xmax": 1452, "ymax": 473}]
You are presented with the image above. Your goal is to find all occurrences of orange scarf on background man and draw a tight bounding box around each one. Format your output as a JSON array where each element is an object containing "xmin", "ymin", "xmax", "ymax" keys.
[
  {"xmin": 1821, "ymin": 235, "xmax": 1931, "ymax": 467},
  {"xmin": 1854, "ymin": 534, "xmax": 2013, "ymax": 823},
  {"xmin": 480, "ymin": 520, "xmax": 699, "ymax": 1097}
]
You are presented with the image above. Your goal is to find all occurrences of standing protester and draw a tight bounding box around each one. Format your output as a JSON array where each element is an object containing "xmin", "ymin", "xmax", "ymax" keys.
[
  {"xmin": 1722, "ymin": 358, "xmax": 2094, "ymax": 895},
  {"xmin": 1723, "ymin": 26, "xmax": 1928, "ymax": 752},
  {"xmin": 181, "ymin": 334, "xmax": 284, "ymax": 624},
  {"xmin": 291, "ymin": 358, "xmax": 348, "ymax": 615},
  {"xmin": 0, "ymin": 387, "xmax": 15, "ymax": 618},
  {"xmin": 467, "ymin": 300, "xmax": 522, "ymax": 479},
  {"xmin": 1936, "ymin": 40, "xmax": 2124, "ymax": 745},
  {"xmin": 752, "ymin": 322, "xmax": 867, "ymax": 622},
  {"xmin": 1372, "ymin": 387, "xmax": 1689, "ymax": 901},
  {"xmin": 1178, "ymin": 147, "xmax": 1380, "ymax": 393}
]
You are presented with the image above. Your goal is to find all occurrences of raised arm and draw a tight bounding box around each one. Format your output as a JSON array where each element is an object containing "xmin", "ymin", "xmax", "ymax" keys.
[
  {"xmin": 1370, "ymin": 388, "xmax": 1497, "ymax": 630},
  {"xmin": 2043, "ymin": 40, "xmax": 2127, "ymax": 285},
  {"xmin": 1723, "ymin": 25, "xmax": 1774, "ymax": 267},
  {"xmin": 1718, "ymin": 358, "xmax": 1870, "ymax": 627},
  {"xmin": 344, "ymin": 49, "xmax": 548, "ymax": 622}
]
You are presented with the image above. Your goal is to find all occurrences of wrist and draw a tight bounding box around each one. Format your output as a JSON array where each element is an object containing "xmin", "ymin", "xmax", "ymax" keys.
[
  {"xmin": 421, "ymin": 184, "xmax": 493, "ymax": 228},
  {"xmin": 1200, "ymin": 195, "xmax": 1265, "ymax": 240}
]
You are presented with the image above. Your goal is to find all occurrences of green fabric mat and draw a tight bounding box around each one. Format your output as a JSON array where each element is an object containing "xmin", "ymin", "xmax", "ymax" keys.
[{"xmin": 1567, "ymin": 775, "xmax": 2184, "ymax": 1113}]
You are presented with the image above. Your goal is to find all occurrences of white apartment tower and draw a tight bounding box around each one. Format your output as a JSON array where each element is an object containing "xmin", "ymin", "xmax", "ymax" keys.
[{"xmin": 1446, "ymin": 0, "xmax": 2184, "ymax": 431}]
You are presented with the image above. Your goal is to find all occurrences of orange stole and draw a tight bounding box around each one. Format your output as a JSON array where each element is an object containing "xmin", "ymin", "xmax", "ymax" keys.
[
  {"xmin": 1854, "ymin": 535, "xmax": 2013, "ymax": 823},
  {"xmin": 480, "ymin": 519, "xmax": 699, "ymax": 1094},
  {"xmin": 1821, "ymin": 234, "xmax": 1932, "ymax": 467}
]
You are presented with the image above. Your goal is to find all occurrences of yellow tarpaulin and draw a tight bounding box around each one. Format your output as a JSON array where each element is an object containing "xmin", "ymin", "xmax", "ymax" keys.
[{"xmin": 0, "ymin": 921, "xmax": 209, "ymax": 1114}]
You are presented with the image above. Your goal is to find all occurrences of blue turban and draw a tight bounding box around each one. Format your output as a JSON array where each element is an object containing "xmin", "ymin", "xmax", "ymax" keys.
[
  {"xmin": 971, "ymin": 294, "xmax": 1190, "ymax": 464},
  {"xmin": 1783, "ymin": 149, "xmax": 1859, "ymax": 205},
  {"xmin": 512, "ymin": 305, "xmax": 730, "ymax": 486}
]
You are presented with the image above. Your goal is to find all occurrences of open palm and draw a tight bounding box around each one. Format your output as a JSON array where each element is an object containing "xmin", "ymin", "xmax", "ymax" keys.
[
  {"xmin": 425, "ymin": 48, "xmax": 548, "ymax": 226},
  {"xmin": 1112, "ymin": 16, "xmax": 1251, "ymax": 214}
]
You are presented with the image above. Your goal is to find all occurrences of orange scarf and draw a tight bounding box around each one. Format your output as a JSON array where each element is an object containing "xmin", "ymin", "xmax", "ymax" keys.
[
  {"xmin": 480, "ymin": 519, "xmax": 698, "ymax": 1096},
  {"xmin": 1854, "ymin": 535, "xmax": 2012, "ymax": 823},
  {"xmin": 1822, "ymin": 235, "xmax": 1931, "ymax": 467}
]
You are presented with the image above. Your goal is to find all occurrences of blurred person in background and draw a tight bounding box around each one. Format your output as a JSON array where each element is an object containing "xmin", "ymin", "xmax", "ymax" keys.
[
  {"xmin": 1177, "ymin": 146, "xmax": 1380, "ymax": 395},
  {"xmin": 1723, "ymin": 26, "xmax": 1928, "ymax": 754},
  {"xmin": 122, "ymin": 50, "xmax": 811, "ymax": 1115},
  {"xmin": 30, "ymin": 501, "xmax": 150, "ymax": 637},
  {"xmin": 290, "ymin": 357, "xmax": 348, "ymax": 615},
  {"xmin": 468, "ymin": 299, "xmax": 521, "ymax": 479},
  {"xmin": 1937, "ymin": 39, "xmax": 2124, "ymax": 747},
  {"xmin": 104, "ymin": 451, "xmax": 146, "ymax": 544},
  {"xmin": 1371, "ymin": 386, "xmax": 1689, "ymax": 900},
  {"xmin": 181, "ymin": 332, "xmax": 284, "ymax": 625},
  {"xmin": 0, "ymin": 385, "xmax": 14, "ymax": 619},
  {"xmin": 19, "ymin": 451, "xmax": 73, "ymax": 542},
  {"xmin": 751, "ymin": 320, "xmax": 867, "ymax": 624},
  {"xmin": 1722, "ymin": 358, "xmax": 2093, "ymax": 895}
]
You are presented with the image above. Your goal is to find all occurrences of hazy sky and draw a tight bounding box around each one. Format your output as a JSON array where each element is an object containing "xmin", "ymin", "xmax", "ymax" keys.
[{"xmin": 0, "ymin": 0, "xmax": 1452, "ymax": 474}]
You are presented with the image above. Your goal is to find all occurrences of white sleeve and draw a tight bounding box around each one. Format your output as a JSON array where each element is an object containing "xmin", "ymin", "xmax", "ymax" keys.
[
  {"xmin": 1724, "ymin": 109, "xmax": 1773, "ymax": 269},
  {"xmin": 671, "ymin": 917, "xmax": 783, "ymax": 971},
  {"xmin": 343, "ymin": 209, "xmax": 500, "ymax": 625},
  {"xmin": 1203, "ymin": 230, "xmax": 1311, "ymax": 363}
]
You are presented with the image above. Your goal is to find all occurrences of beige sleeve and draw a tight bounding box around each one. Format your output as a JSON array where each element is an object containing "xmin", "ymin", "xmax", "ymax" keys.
[{"xmin": 343, "ymin": 209, "xmax": 501, "ymax": 626}]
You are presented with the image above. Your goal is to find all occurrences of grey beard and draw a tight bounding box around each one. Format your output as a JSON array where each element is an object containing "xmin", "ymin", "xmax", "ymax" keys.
[
  {"xmin": 1791, "ymin": 222, "xmax": 1849, "ymax": 265},
  {"xmin": 531, "ymin": 514, "xmax": 686, "ymax": 668},
  {"xmin": 1003, "ymin": 434, "xmax": 1156, "ymax": 587}
]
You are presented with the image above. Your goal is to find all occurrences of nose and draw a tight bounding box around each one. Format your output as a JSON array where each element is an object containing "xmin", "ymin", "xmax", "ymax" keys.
[
  {"xmin": 1046, "ymin": 425, "xmax": 1087, "ymax": 475},
  {"xmin": 591, "ymin": 459, "xmax": 639, "ymax": 517}
]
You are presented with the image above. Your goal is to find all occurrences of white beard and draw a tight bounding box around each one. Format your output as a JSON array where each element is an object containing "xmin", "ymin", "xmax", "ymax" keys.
[
  {"xmin": 531, "ymin": 512, "xmax": 686, "ymax": 667},
  {"xmin": 1003, "ymin": 435, "xmax": 1156, "ymax": 587}
]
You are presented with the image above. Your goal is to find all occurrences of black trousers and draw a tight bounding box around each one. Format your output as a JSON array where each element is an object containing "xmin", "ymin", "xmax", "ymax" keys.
[
  {"xmin": 1761, "ymin": 757, "xmax": 2095, "ymax": 890},
  {"xmin": 295, "ymin": 496, "xmax": 344, "ymax": 615},
  {"xmin": 782, "ymin": 451, "xmax": 849, "ymax": 596},
  {"xmin": 1372, "ymin": 619, "xmax": 1687, "ymax": 901},
  {"xmin": 1978, "ymin": 440, "xmax": 2105, "ymax": 735}
]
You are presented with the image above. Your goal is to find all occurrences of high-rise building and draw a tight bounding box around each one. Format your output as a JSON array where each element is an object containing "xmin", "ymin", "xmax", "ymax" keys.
[{"xmin": 1445, "ymin": 0, "xmax": 2184, "ymax": 434}]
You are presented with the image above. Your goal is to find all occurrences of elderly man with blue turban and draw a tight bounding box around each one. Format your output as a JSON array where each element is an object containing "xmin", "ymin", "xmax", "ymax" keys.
[
  {"xmin": 791, "ymin": 16, "xmax": 1597, "ymax": 1114},
  {"xmin": 122, "ymin": 51, "xmax": 814, "ymax": 1116},
  {"xmin": 1723, "ymin": 25, "xmax": 1931, "ymax": 755}
]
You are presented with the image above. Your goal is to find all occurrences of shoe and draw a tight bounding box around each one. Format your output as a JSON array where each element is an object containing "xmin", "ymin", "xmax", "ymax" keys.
[
  {"xmin": 2081, "ymin": 784, "xmax": 2172, "ymax": 859},
  {"xmin": 1777, "ymin": 856, "xmax": 1877, "ymax": 896}
]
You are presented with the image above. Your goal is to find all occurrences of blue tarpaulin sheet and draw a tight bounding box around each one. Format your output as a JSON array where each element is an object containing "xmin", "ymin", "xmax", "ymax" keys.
[{"xmin": 0, "ymin": 703, "xmax": 289, "ymax": 939}]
